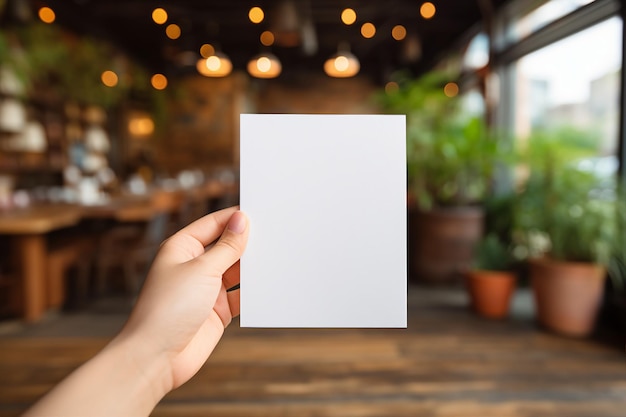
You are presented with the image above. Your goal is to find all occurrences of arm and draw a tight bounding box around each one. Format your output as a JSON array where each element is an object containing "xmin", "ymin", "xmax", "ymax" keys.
[{"xmin": 24, "ymin": 207, "xmax": 249, "ymax": 417}]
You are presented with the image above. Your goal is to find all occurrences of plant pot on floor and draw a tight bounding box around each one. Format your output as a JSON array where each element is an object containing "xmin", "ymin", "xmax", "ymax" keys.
[
  {"xmin": 411, "ymin": 206, "xmax": 484, "ymax": 284},
  {"xmin": 529, "ymin": 257, "xmax": 606, "ymax": 337},
  {"xmin": 465, "ymin": 270, "xmax": 516, "ymax": 319}
]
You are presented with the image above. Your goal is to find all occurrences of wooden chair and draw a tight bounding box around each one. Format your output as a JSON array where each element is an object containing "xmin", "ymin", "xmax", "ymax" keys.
[
  {"xmin": 92, "ymin": 190, "xmax": 180, "ymax": 296},
  {"xmin": 46, "ymin": 235, "xmax": 94, "ymax": 310}
]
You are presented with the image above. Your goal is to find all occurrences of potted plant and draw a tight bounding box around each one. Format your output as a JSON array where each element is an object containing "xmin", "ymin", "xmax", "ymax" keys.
[
  {"xmin": 465, "ymin": 232, "xmax": 517, "ymax": 319},
  {"xmin": 513, "ymin": 129, "xmax": 618, "ymax": 337},
  {"xmin": 377, "ymin": 70, "xmax": 507, "ymax": 283}
]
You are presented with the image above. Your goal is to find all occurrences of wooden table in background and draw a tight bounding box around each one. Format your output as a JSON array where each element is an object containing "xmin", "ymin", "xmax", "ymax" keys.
[
  {"xmin": 0, "ymin": 206, "xmax": 82, "ymax": 322},
  {"xmin": 0, "ymin": 181, "xmax": 237, "ymax": 322}
]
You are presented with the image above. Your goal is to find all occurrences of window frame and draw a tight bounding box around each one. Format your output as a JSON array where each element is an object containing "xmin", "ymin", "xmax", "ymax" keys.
[{"xmin": 490, "ymin": 0, "xmax": 624, "ymax": 175}]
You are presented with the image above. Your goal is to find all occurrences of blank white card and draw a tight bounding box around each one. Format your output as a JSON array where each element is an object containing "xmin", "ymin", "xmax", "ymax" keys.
[{"xmin": 240, "ymin": 114, "xmax": 406, "ymax": 328}]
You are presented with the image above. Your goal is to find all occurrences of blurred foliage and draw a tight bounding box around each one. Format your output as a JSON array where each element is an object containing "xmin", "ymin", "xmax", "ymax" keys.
[
  {"xmin": 513, "ymin": 127, "xmax": 620, "ymax": 265},
  {"xmin": 472, "ymin": 233, "xmax": 515, "ymax": 271},
  {"xmin": 0, "ymin": 21, "xmax": 172, "ymax": 125},
  {"xmin": 376, "ymin": 70, "xmax": 510, "ymax": 209}
]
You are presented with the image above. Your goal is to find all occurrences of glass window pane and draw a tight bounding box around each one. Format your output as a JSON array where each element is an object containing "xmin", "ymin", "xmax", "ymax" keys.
[
  {"xmin": 512, "ymin": 16, "xmax": 622, "ymax": 167},
  {"xmin": 463, "ymin": 32, "xmax": 490, "ymax": 70}
]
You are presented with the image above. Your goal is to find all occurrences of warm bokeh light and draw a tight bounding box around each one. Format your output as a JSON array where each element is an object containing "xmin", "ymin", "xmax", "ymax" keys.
[
  {"xmin": 38, "ymin": 7, "xmax": 55, "ymax": 24},
  {"xmin": 101, "ymin": 70, "xmax": 118, "ymax": 87},
  {"xmin": 206, "ymin": 56, "xmax": 221, "ymax": 71},
  {"xmin": 196, "ymin": 58, "xmax": 211, "ymax": 76},
  {"xmin": 420, "ymin": 2, "xmax": 436, "ymax": 19},
  {"xmin": 249, "ymin": 6, "xmax": 264, "ymax": 23},
  {"xmin": 385, "ymin": 81, "xmax": 399, "ymax": 94},
  {"xmin": 247, "ymin": 53, "xmax": 282, "ymax": 79},
  {"xmin": 444, "ymin": 82, "xmax": 459, "ymax": 97},
  {"xmin": 341, "ymin": 8, "xmax": 357, "ymax": 25},
  {"xmin": 361, "ymin": 22, "xmax": 376, "ymax": 39},
  {"xmin": 392, "ymin": 25, "xmax": 407, "ymax": 41},
  {"xmin": 151, "ymin": 74, "xmax": 168, "ymax": 90},
  {"xmin": 128, "ymin": 117, "xmax": 155, "ymax": 137},
  {"xmin": 323, "ymin": 52, "xmax": 360, "ymax": 78},
  {"xmin": 334, "ymin": 56, "xmax": 349, "ymax": 72},
  {"xmin": 260, "ymin": 31, "xmax": 275, "ymax": 46},
  {"xmin": 152, "ymin": 8, "xmax": 168, "ymax": 25},
  {"xmin": 166, "ymin": 24, "xmax": 181, "ymax": 39},
  {"xmin": 198, "ymin": 53, "xmax": 233, "ymax": 77},
  {"xmin": 200, "ymin": 43, "xmax": 215, "ymax": 58}
]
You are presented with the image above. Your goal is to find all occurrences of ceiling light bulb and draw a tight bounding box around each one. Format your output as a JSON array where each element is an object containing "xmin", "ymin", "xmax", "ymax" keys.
[
  {"xmin": 361, "ymin": 22, "xmax": 376, "ymax": 39},
  {"xmin": 257, "ymin": 57, "xmax": 271, "ymax": 72},
  {"xmin": 324, "ymin": 49, "xmax": 359, "ymax": 78},
  {"xmin": 151, "ymin": 74, "xmax": 168, "ymax": 90},
  {"xmin": 260, "ymin": 31, "xmax": 275, "ymax": 46},
  {"xmin": 200, "ymin": 53, "xmax": 233, "ymax": 77},
  {"xmin": 247, "ymin": 53, "xmax": 282, "ymax": 79},
  {"xmin": 38, "ymin": 7, "xmax": 55, "ymax": 24},
  {"xmin": 152, "ymin": 8, "xmax": 168, "ymax": 24},
  {"xmin": 334, "ymin": 56, "xmax": 349, "ymax": 72},
  {"xmin": 392, "ymin": 25, "xmax": 407, "ymax": 41},
  {"xmin": 200, "ymin": 44, "xmax": 215, "ymax": 58},
  {"xmin": 341, "ymin": 8, "xmax": 357, "ymax": 25},
  {"xmin": 420, "ymin": 2, "xmax": 436, "ymax": 19},
  {"xmin": 249, "ymin": 6, "xmax": 264, "ymax": 23},
  {"xmin": 166, "ymin": 24, "xmax": 181, "ymax": 39},
  {"xmin": 101, "ymin": 70, "xmax": 118, "ymax": 87},
  {"xmin": 206, "ymin": 56, "xmax": 221, "ymax": 71}
]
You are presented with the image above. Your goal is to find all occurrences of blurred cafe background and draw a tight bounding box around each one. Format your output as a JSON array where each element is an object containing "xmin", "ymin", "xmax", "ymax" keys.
[{"xmin": 1, "ymin": 0, "xmax": 625, "ymax": 416}]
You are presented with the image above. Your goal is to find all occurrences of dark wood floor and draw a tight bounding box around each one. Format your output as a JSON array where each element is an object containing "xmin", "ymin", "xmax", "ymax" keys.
[{"xmin": 0, "ymin": 287, "xmax": 625, "ymax": 417}]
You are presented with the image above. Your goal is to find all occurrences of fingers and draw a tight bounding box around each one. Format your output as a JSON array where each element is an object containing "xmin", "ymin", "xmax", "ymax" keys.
[
  {"xmin": 191, "ymin": 210, "xmax": 249, "ymax": 279},
  {"xmin": 224, "ymin": 261, "xmax": 241, "ymax": 319},
  {"xmin": 227, "ymin": 289, "xmax": 240, "ymax": 318},
  {"xmin": 213, "ymin": 286, "xmax": 232, "ymax": 328},
  {"xmin": 223, "ymin": 260, "xmax": 240, "ymax": 290},
  {"xmin": 159, "ymin": 206, "xmax": 240, "ymax": 261}
]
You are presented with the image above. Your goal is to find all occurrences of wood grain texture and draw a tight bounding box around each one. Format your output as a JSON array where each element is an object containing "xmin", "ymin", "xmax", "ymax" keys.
[{"xmin": 0, "ymin": 288, "xmax": 624, "ymax": 417}]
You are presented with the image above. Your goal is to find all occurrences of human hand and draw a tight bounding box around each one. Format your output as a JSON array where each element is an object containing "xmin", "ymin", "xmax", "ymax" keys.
[
  {"xmin": 115, "ymin": 206, "xmax": 249, "ymax": 395},
  {"xmin": 24, "ymin": 207, "xmax": 249, "ymax": 417}
]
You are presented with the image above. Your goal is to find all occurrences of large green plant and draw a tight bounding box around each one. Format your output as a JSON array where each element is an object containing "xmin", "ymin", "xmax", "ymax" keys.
[
  {"xmin": 377, "ymin": 70, "xmax": 504, "ymax": 210},
  {"xmin": 0, "ymin": 22, "xmax": 162, "ymax": 110},
  {"xmin": 513, "ymin": 128, "xmax": 618, "ymax": 265}
]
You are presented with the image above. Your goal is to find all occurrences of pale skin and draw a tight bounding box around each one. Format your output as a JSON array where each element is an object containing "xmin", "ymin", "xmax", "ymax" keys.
[{"xmin": 24, "ymin": 206, "xmax": 249, "ymax": 417}]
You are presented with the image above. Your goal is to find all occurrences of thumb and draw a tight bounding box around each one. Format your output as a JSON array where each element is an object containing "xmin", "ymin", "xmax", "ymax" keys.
[{"xmin": 191, "ymin": 211, "xmax": 249, "ymax": 278}]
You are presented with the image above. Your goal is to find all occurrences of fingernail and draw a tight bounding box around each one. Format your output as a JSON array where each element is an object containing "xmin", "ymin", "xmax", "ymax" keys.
[{"xmin": 227, "ymin": 211, "xmax": 247, "ymax": 234}]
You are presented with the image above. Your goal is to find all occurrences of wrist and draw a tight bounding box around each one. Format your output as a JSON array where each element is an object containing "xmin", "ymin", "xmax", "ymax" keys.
[{"xmin": 106, "ymin": 331, "xmax": 173, "ymax": 411}]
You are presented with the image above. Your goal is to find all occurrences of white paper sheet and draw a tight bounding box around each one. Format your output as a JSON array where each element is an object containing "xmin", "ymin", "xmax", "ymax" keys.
[{"xmin": 240, "ymin": 114, "xmax": 406, "ymax": 328}]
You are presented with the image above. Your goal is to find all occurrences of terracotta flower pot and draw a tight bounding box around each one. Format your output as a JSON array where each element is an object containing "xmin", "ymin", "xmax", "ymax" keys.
[
  {"xmin": 465, "ymin": 270, "xmax": 516, "ymax": 319},
  {"xmin": 410, "ymin": 206, "xmax": 484, "ymax": 283},
  {"xmin": 529, "ymin": 257, "xmax": 606, "ymax": 337}
]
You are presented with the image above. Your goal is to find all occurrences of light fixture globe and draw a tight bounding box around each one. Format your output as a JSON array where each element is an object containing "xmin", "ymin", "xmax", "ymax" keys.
[
  {"xmin": 196, "ymin": 51, "xmax": 233, "ymax": 77},
  {"xmin": 323, "ymin": 50, "xmax": 360, "ymax": 78},
  {"xmin": 247, "ymin": 53, "xmax": 282, "ymax": 79}
]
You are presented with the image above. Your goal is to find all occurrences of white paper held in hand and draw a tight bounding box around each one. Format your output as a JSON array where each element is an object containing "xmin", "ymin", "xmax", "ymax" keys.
[{"xmin": 240, "ymin": 114, "xmax": 406, "ymax": 328}]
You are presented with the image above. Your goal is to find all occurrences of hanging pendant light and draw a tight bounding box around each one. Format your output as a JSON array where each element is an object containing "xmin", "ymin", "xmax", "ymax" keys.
[
  {"xmin": 0, "ymin": 98, "xmax": 27, "ymax": 133},
  {"xmin": 196, "ymin": 51, "xmax": 232, "ymax": 77},
  {"xmin": 324, "ymin": 44, "xmax": 360, "ymax": 78},
  {"xmin": 247, "ymin": 52, "xmax": 282, "ymax": 79}
]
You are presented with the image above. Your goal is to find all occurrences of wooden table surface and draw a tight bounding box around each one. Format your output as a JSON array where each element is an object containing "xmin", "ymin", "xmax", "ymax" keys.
[
  {"xmin": 0, "ymin": 205, "xmax": 82, "ymax": 234},
  {"xmin": 0, "ymin": 181, "xmax": 237, "ymax": 322}
]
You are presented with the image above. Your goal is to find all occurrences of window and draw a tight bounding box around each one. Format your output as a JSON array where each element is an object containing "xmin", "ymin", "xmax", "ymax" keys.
[
  {"xmin": 512, "ymin": 16, "xmax": 622, "ymax": 161},
  {"xmin": 498, "ymin": 0, "xmax": 598, "ymax": 48}
]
